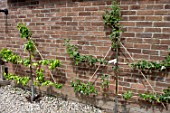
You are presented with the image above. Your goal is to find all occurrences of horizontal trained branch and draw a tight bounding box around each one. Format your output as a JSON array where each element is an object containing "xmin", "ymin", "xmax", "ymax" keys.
[
  {"xmin": 4, "ymin": 73, "xmax": 29, "ymax": 86},
  {"xmin": 64, "ymin": 39, "xmax": 107, "ymax": 66},
  {"xmin": 130, "ymin": 52, "xmax": 170, "ymax": 71},
  {"xmin": 0, "ymin": 48, "xmax": 61, "ymax": 70}
]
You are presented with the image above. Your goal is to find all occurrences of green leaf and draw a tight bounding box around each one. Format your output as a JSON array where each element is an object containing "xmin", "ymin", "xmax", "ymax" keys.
[
  {"xmin": 17, "ymin": 23, "xmax": 32, "ymax": 39},
  {"xmin": 39, "ymin": 59, "xmax": 49, "ymax": 65},
  {"xmin": 24, "ymin": 40, "xmax": 35, "ymax": 52},
  {"xmin": 71, "ymin": 80, "xmax": 97, "ymax": 95}
]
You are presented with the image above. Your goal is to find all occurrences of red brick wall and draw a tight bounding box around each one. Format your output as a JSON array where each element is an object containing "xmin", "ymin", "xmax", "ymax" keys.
[{"xmin": 0, "ymin": 0, "xmax": 170, "ymax": 111}]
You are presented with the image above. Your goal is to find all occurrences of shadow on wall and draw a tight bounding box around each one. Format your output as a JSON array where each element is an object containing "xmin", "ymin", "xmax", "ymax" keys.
[
  {"xmin": 7, "ymin": 0, "xmax": 39, "ymax": 8},
  {"xmin": 7, "ymin": 0, "xmax": 103, "ymax": 8}
]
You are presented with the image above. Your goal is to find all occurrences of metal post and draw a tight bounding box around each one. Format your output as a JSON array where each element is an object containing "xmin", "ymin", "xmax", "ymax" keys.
[
  {"xmin": 0, "ymin": 9, "xmax": 8, "ymax": 15},
  {"xmin": 29, "ymin": 51, "xmax": 35, "ymax": 102},
  {"xmin": 114, "ymin": 46, "xmax": 119, "ymax": 113}
]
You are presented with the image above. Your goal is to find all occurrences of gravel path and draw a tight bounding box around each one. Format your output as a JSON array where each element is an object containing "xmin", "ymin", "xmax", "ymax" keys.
[{"xmin": 0, "ymin": 85, "xmax": 104, "ymax": 113}]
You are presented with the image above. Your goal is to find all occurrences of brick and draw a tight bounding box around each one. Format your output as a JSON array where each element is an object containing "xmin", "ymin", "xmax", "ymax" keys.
[
  {"xmin": 127, "ymin": 48, "xmax": 141, "ymax": 53},
  {"xmin": 121, "ymin": 16, "xmax": 128, "ymax": 21},
  {"xmin": 123, "ymin": 43, "xmax": 134, "ymax": 48},
  {"xmin": 145, "ymin": 16, "xmax": 162, "ymax": 21},
  {"xmin": 155, "ymin": 10, "xmax": 170, "ymax": 15},
  {"xmin": 62, "ymin": 17, "xmax": 72, "ymax": 21},
  {"xmin": 78, "ymin": 40, "xmax": 90, "ymax": 45},
  {"xmin": 154, "ymin": 22, "xmax": 170, "ymax": 27},
  {"xmin": 136, "ymin": 22, "xmax": 152, "ymax": 27},
  {"xmin": 60, "ymin": 8, "xmax": 72, "ymax": 12},
  {"xmin": 41, "ymin": 18, "xmax": 50, "ymax": 21},
  {"xmin": 156, "ymin": 0, "xmax": 170, "ymax": 4},
  {"xmin": 90, "ymin": 31, "xmax": 105, "ymax": 36},
  {"xmin": 36, "ymin": 13, "xmax": 45, "ymax": 18},
  {"xmin": 120, "ymin": 5, "xmax": 129, "ymax": 10},
  {"xmin": 151, "ymin": 45, "xmax": 168, "ymax": 50},
  {"xmin": 67, "ymin": 22, "xmax": 78, "ymax": 26},
  {"xmin": 85, "ymin": 7, "xmax": 98, "ymax": 11},
  {"xmin": 156, "ymin": 82, "xmax": 170, "ymax": 88},
  {"xmin": 92, "ymin": 11, "xmax": 104, "ymax": 16},
  {"xmin": 67, "ymin": 2, "xmax": 78, "ymax": 7},
  {"xmin": 153, "ymin": 34, "xmax": 170, "ymax": 39},
  {"xmin": 98, "ymin": 6, "xmax": 109, "ymax": 11},
  {"xmin": 129, "ymin": 16, "xmax": 145, "ymax": 21},
  {"xmin": 133, "ymin": 53, "xmax": 149, "ymax": 59},
  {"xmin": 67, "ymin": 31, "xmax": 78, "ymax": 35},
  {"xmin": 85, "ymin": 17, "xmax": 101, "ymax": 21},
  {"xmin": 72, "ymin": 7, "xmax": 84, "ymax": 12},
  {"xmin": 128, "ymin": 27, "xmax": 144, "ymax": 32},
  {"xmin": 162, "ymin": 28, "xmax": 170, "ymax": 32},
  {"xmin": 50, "ymin": 8, "xmax": 60, "ymax": 13},
  {"xmin": 164, "ymin": 16, "xmax": 170, "ymax": 21},
  {"xmin": 134, "ymin": 43, "xmax": 151, "ymax": 49},
  {"xmin": 124, "ymin": 78, "xmax": 138, "ymax": 83},
  {"xmin": 78, "ymin": 2, "xmax": 91, "ymax": 6},
  {"xmin": 120, "ymin": 22, "xmax": 135, "ymax": 26},
  {"xmin": 145, "ymin": 28, "xmax": 161, "ymax": 32},
  {"xmin": 122, "ymin": 33, "xmax": 135, "ymax": 37},
  {"xmin": 55, "ymin": 2, "xmax": 66, "ymax": 7},
  {"xmin": 165, "ymin": 5, "xmax": 170, "ymax": 9},
  {"xmin": 96, "ymin": 46, "xmax": 110, "ymax": 51},
  {"xmin": 119, "ymin": 81, "xmax": 131, "ymax": 87},
  {"xmin": 67, "ymin": 12, "xmax": 78, "ymax": 16},
  {"xmin": 129, "ymin": 5, "xmax": 141, "ymax": 10},
  {"xmin": 73, "ymin": 26, "xmax": 84, "ymax": 31},
  {"xmin": 121, "ymin": 11, "xmax": 136, "ymax": 15},
  {"xmin": 83, "ymin": 46, "xmax": 95, "ymax": 51},
  {"xmin": 126, "ymin": 38, "xmax": 142, "ymax": 43},
  {"xmin": 121, "ymin": 0, "xmax": 137, "ymax": 5},
  {"xmin": 91, "ymin": 22, "xmax": 104, "ymax": 26},
  {"xmin": 146, "ymin": 5, "xmax": 164, "ymax": 10},
  {"xmin": 79, "ymin": 12, "xmax": 91, "ymax": 16},
  {"xmin": 137, "ymin": 11, "xmax": 154, "ymax": 15},
  {"xmin": 79, "ymin": 22, "xmax": 91, "ymax": 26},
  {"xmin": 160, "ymin": 39, "xmax": 170, "ymax": 45},
  {"xmin": 73, "ymin": 17, "xmax": 85, "ymax": 21},
  {"xmin": 109, "ymin": 85, "xmax": 123, "ymax": 92},
  {"xmin": 160, "ymin": 51, "xmax": 169, "ymax": 56},
  {"xmin": 92, "ymin": 1, "xmax": 105, "ymax": 6},
  {"xmin": 142, "ymin": 50, "xmax": 159, "ymax": 55},
  {"xmin": 131, "ymin": 83, "xmax": 145, "ymax": 89},
  {"xmin": 41, "ymin": 9, "xmax": 50, "ymax": 13},
  {"xmin": 136, "ymin": 33, "xmax": 152, "ymax": 38}
]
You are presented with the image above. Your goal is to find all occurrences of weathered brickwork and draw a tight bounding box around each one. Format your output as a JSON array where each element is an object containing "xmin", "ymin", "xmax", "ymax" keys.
[{"xmin": 0, "ymin": 0, "xmax": 170, "ymax": 112}]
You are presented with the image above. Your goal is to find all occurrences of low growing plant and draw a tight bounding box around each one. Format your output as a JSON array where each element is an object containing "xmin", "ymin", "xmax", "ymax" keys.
[
  {"xmin": 139, "ymin": 87, "xmax": 170, "ymax": 103},
  {"xmin": 139, "ymin": 93, "xmax": 157, "ymax": 103},
  {"xmin": 122, "ymin": 91, "xmax": 133, "ymax": 101},
  {"xmin": 71, "ymin": 80, "xmax": 97, "ymax": 95},
  {"xmin": 157, "ymin": 87, "xmax": 170, "ymax": 103}
]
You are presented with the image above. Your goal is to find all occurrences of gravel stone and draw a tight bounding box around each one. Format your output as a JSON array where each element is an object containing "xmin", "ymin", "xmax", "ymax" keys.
[{"xmin": 0, "ymin": 85, "xmax": 104, "ymax": 113}]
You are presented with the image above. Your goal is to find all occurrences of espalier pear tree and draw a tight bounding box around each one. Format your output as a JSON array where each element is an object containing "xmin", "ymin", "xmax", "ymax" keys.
[{"xmin": 0, "ymin": 23, "xmax": 62, "ymax": 102}]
